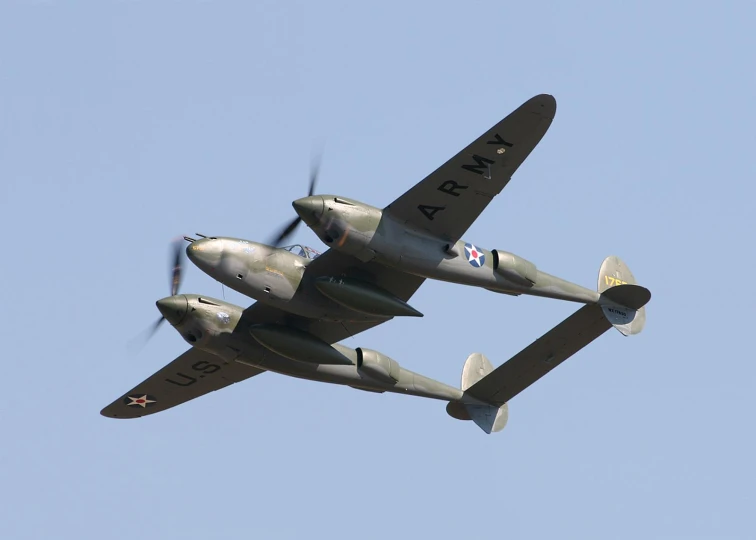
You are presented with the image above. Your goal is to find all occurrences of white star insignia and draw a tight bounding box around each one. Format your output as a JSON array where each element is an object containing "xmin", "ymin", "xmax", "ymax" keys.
[
  {"xmin": 126, "ymin": 395, "xmax": 156, "ymax": 408},
  {"xmin": 465, "ymin": 243, "xmax": 484, "ymax": 266}
]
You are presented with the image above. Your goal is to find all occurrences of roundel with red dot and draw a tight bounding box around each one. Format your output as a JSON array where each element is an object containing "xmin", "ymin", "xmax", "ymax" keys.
[
  {"xmin": 123, "ymin": 394, "xmax": 157, "ymax": 408},
  {"xmin": 464, "ymin": 243, "xmax": 486, "ymax": 268}
]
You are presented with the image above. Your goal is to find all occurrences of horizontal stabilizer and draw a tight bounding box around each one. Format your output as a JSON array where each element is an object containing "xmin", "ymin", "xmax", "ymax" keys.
[
  {"xmin": 464, "ymin": 304, "xmax": 612, "ymax": 407},
  {"xmin": 448, "ymin": 293, "xmax": 650, "ymax": 432},
  {"xmin": 601, "ymin": 283, "xmax": 651, "ymax": 310}
]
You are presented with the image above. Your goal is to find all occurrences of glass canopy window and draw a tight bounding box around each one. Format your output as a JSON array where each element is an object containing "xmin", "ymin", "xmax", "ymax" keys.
[{"xmin": 282, "ymin": 244, "xmax": 321, "ymax": 259}]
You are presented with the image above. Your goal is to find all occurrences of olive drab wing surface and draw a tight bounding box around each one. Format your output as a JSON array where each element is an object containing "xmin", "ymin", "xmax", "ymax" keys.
[
  {"xmin": 384, "ymin": 94, "xmax": 556, "ymax": 243},
  {"xmin": 101, "ymin": 348, "xmax": 265, "ymax": 419}
]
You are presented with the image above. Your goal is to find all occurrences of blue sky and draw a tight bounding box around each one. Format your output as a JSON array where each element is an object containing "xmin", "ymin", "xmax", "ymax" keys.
[{"xmin": 1, "ymin": 1, "xmax": 754, "ymax": 538}]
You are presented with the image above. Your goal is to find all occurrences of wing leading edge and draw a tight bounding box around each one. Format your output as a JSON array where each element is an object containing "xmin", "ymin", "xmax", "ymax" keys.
[{"xmin": 384, "ymin": 94, "xmax": 556, "ymax": 242}]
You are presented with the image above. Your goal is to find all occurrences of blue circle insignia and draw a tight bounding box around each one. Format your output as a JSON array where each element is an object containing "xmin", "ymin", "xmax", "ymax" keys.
[{"xmin": 464, "ymin": 243, "xmax": 485, "ymax": 268}]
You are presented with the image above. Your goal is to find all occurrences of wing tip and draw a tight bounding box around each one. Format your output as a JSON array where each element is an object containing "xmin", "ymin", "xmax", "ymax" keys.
[
  {"xmin": 100, "ymin": 406, "xmax": 144, "ymax": 419},
  {"xmin": 529, "ymin": 93, "xmax": 557, "ymax": 119}
]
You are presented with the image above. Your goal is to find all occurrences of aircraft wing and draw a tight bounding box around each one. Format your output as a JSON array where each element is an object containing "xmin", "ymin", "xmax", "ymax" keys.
[
  {"xmin": 466, "ymin": 304, "xmax": 612, "ymax": 407},
  {"xmin": 100, "ymin": 348, "xmax": 265, "ymax": 419},
  {"xmin": 384, "ymin": 94, "xmax": 555, "ymax": 242}
]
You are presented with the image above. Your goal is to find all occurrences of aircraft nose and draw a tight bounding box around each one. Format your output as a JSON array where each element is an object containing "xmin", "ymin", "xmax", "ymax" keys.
[
  {"xmin": 186, "ymin": 238, "xmax": 223, "ymax": 269},
  {"xmin": 292, "ymin": 196, "xmax": 324, "ymax": 222},
  {"xmin": 156, "ymin": 295, "xmax": 188, "ymax": 325}
]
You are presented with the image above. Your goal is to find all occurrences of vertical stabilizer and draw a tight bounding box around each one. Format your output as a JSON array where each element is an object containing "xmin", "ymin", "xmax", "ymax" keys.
[
  {"xmin": 457, "ymin": 353, "xmax": 508, "ymax": 433},
  {"xmin": 598, "ymin": 256, "xmax": 648, "ymax": 336},
  {"xmin": 461, "ymin": 352, "xmax": 494, "ymax": 391},
  {"xmin": 466, "ymin": 402, "xmax": 509, "ymax": 434}
]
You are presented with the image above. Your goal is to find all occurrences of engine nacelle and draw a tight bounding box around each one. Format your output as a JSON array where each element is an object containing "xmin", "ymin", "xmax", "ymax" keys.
[
  {"xmin": 491, "ymin": 250, "xmax": 537, "ymax": 287},
  {"xmin": 357, "ymin": 348, "xmax": 401, "ymax": 384},
  {"xmin": 315, "ymin": 196, "xmax": 382, "ymax": 262}
]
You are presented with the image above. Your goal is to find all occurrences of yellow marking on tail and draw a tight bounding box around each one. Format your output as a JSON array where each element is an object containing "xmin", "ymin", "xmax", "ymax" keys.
[{"xmin": 604, "ymin": 275, "xmax": 628, "ymax": 287}]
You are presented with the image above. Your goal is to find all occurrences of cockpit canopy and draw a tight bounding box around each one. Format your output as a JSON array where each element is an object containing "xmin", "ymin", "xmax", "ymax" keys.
[{"xmin": 282, "ymin": 244, "xmax": 321, "ymax": 259}]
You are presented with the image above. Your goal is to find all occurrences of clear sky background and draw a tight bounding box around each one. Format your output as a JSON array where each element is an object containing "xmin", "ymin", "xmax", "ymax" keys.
[{"xmin": 1, "ymin": 1, "xmax": 754, "ymax": 538}]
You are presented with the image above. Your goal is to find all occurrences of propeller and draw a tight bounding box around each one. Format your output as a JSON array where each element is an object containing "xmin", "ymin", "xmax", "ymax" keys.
[
  {"xmin": 170, "ymin": 237, "xmax": 184, "ymax": 296},
  {"xmin": 128, "ymin": 238, "xmax": 186, "ymax": 353},
  {"xmin": 267, "ymin": 156, "xmax": 320, "ymax": 247}
]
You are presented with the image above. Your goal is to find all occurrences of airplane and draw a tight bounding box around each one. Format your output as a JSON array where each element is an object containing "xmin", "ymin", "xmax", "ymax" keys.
[{"xmin": 101, "ymin": 94, "xmax": 651, "ymax": 433}]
